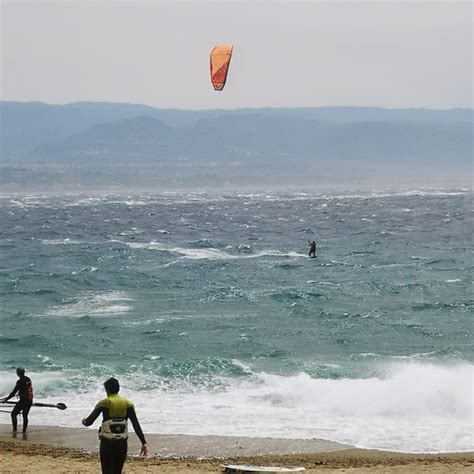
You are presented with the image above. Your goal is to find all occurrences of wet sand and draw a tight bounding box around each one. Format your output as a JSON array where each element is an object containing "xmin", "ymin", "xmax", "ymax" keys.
[{"xmin": 0, "ymin": 424, "xmax": 472, "ymax": 473}]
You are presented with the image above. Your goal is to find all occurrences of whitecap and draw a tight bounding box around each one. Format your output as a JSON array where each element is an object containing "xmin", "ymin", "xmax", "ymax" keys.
[
  {"xmin": 45, "ymin": 291, "xmax": 132, "ymax": 318},
  {"xmin": 41, "ymin": 238, "xmax": 83, "ymax": 245}
]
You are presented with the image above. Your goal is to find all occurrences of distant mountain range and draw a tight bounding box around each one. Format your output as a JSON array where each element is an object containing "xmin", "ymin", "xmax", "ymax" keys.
[{"xmin": 0, "ymin": 101, "xmax": 472, "ymax": 189}]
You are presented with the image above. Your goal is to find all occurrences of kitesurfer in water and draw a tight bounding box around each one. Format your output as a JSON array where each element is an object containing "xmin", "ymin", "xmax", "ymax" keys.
[
  {"xmin": 0, "ymin": 367, "xmax": 33, "ymax": 433},
  {"xmin": 308, "ymin": 240, "xmax": 317, "ymax": 258},
  {"xmin": 82, "ymin": 377, "xmax": 147, "ymax": 474}
]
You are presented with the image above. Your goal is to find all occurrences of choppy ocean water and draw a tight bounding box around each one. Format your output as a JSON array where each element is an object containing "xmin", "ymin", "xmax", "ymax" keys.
[{"xmin": 0, "ymin": 188, "xmax": 472, "ymax": 453}]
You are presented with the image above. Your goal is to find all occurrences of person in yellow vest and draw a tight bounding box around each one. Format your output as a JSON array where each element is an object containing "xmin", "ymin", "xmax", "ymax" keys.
[{"xmin": 82, "ymin": 377, "xmax": 148, "ymax": 474}]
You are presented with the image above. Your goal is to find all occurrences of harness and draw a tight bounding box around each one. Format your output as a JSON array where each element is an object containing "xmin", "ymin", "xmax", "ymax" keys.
[{"xmin": 100, "ymin": 418, "xmax": 128, "ymax": 440}]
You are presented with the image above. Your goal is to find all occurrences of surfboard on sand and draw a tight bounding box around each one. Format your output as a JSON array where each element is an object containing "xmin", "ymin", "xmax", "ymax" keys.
[{"xmin": 221, "ymin": 465, "xmax": 305, "ymax": 473}]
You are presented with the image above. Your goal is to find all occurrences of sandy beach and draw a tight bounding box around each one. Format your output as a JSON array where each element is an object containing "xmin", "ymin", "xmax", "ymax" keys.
[{"xmin": 0, "ymin": 424, "xmax": 472, "ymax": 473}]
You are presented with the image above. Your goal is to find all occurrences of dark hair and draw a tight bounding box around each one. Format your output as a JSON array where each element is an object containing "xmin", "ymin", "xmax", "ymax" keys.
[
  {"xmin": 16, "ymin": 367, "xmax": 25, "ymax": 376},
  {"xmin": 103, "ymin": 377, "xmax": 120, "ymax": 394}
]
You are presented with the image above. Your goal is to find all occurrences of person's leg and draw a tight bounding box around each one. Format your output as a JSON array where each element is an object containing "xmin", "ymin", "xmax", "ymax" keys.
[
  {"xmin": 100, "ymin": 439, "xmax": 113, "ymax": 474},
  {"xmin": 101, "ymin": 439, "xmax": 127, "ymax": 474},
  {"xmin": 111, "ymin": 440, "xmax": 127, "ymax": 474},
  {"xmin": 21, "ymin": 402, "xmax": 32, "ymax": 433},
  {"xmin": 10, "ymin": 403, "xmax": 22, "ymax": 432}
]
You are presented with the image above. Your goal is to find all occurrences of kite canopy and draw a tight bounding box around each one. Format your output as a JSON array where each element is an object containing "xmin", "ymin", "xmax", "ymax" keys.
[{"xmin": 210, "ymin": 44, "xmax": 233, "ymax": 91}]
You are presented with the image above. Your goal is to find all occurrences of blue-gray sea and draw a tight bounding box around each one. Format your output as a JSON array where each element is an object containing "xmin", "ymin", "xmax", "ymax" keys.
[{"xmin": 0, "ymin": 188, "xmax": 472, "ymax": 453}]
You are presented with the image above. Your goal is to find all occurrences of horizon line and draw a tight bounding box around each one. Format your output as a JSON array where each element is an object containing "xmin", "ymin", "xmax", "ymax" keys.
[{"xmin": 1, "ymin": 100, "xmax": 473, "ymax": 112}]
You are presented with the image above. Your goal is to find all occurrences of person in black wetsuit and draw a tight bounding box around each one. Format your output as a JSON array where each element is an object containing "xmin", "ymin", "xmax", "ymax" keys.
[
  {"xmin": 82, "ymin": 377, "xmax": 147, "ymax": 474},
  {"xmin": 308, "ymin": 240, "xmax": 317, "ymax": 258},
  {"xmin": 1, "ymin": 367, "xmax": 33, "ymax": 433}
]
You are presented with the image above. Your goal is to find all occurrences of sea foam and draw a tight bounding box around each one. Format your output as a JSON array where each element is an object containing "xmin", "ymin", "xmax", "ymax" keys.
[{"xmin": 9, "ymin": 362, "xmax": 472, "ymax": 453}]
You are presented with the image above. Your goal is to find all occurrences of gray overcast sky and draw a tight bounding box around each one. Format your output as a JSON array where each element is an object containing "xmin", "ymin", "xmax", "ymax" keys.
[{"xmin": 1, "ymin": 0, "xmax": 472, "ymax": 109}]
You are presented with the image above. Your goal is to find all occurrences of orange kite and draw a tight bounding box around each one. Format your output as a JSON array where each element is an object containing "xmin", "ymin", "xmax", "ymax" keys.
[{"xmin": 210, "ymin": 44, "xmax": 233, "ymax": 91}]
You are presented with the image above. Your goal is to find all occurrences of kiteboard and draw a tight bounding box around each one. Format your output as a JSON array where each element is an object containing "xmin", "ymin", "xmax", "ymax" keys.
[{"xmin": 221, "ymin": 465, "xmax": 305, "ymax": 473}]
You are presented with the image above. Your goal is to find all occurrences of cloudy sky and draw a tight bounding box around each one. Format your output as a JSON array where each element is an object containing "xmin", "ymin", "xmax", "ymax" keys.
[{"xmin": 1, "ymin": 0, "xmax": 472, "ymax": 109}]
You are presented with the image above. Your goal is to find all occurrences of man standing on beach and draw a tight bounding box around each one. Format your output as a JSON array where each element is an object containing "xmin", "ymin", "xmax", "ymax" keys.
[
  {"xmin": 82, "ymin": 377, "xmax": 148, "ymax": 474},
  {"xmin": 0, "ymin": 367, "xmax": 33, "ymax": 434}
]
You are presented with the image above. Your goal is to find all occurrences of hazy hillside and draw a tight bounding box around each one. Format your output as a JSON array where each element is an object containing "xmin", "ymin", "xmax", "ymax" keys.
[
  {"xmin": 33, "ymin": 116, "xmax": 178, "ymax": 163},
  {"xmin": 0, "ymin": 101, "xmax": 472, "ymax": 190},
  {"xmin": 1, "ymin": 101, "xmax": 472, "ymax": 160},
  {"xmin": 23, "ymin": 112, "xmax": 472, "ymax": 168}
]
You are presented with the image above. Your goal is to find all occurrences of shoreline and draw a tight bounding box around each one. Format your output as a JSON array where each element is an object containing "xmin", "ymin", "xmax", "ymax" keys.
[
  {"xmin": 1, "ymin": 424, "xmax": 472, "ymax": 473},
  {"xmin": 0, "ymin": 423, "xmax": 353, "ymax": 457}
]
